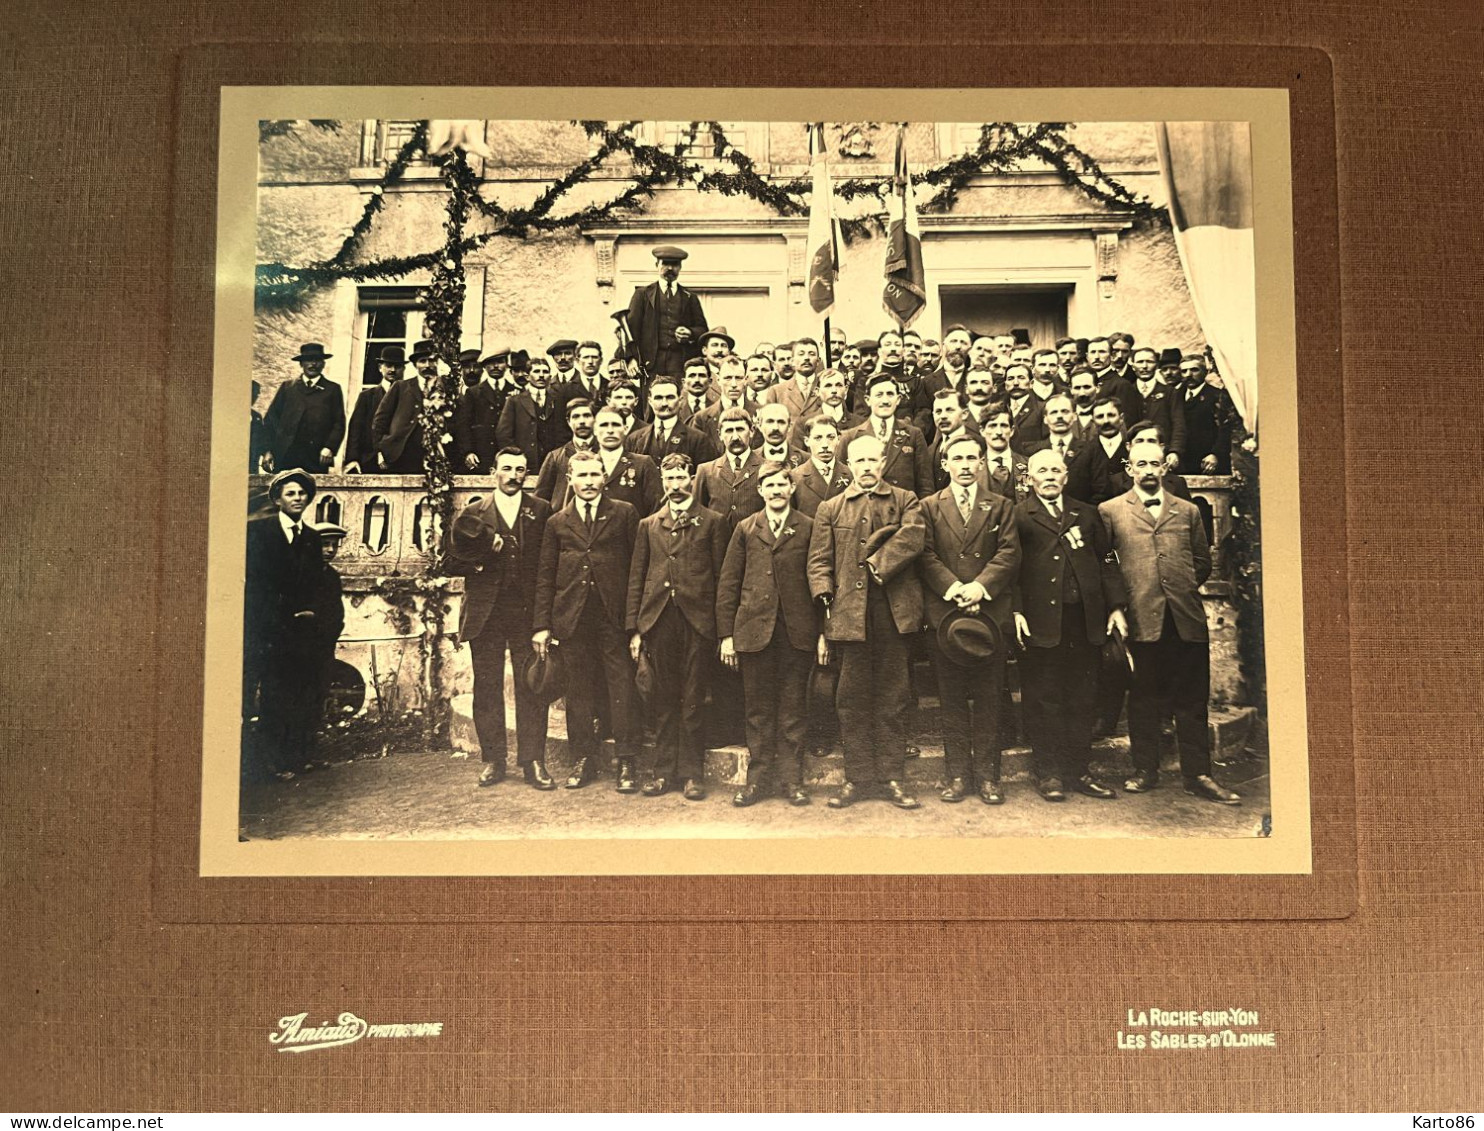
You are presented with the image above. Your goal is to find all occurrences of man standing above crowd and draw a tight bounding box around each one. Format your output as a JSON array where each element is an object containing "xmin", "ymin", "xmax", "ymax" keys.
[
  {"xmin": 808, "ymin": 434, "xmax": 927, "ymax": 810},
  {"xmin": 627, "ymin": 454, "xmax": 728, "ymax": 800},
  {"xmin": 1128, "ymin": 346, "xmax": 1185, "ymax": 465},
  {"xmin": 453, "ymin": 346, "xmax": 516, "ymax": 475},
  {"xmin": 496, "ymin": 352, "xmax": 565, "ymax": 473},
  {"xmin": 1175, "ymin": 352, "xmax": 1236, "ymax": 475},
  {"xmin": 1013, "ymin": 448, "xmax": 1127, "ymax": 803},
  {"xmin": 1099, "ymin": 436, "xmax": 1240, "ymax": 805},
  {"xmin": 625, "ymin": 375, "xmax": 717, "ymax": 468},
  {"xmin": 533, "ymin": 449, "xmax": 642, "ymax": 792},
  {"xmin": 838, "ymin": 372, "xmax": 934, "ymax": 498},
  {"xmin": 623, "ymin": 246, "xmax": 708, "ymax": 380},
  {"xmin": 446, "ymin": 447, "xmax": 554, "ymax": 790},
  {"xmin": 919, "ymin": 432, "xmax": 1020, "ymax": 804},
  {"xmin": 373, "ymin": 338, "xmax": 439, "ymax": 474},
  {"xmin": 344, "ymin": 345, "xmax": 404, "ymax": 474},
  {"xmin": 263, "ymin": 343, "xmax": 346, "ymax": 475}
]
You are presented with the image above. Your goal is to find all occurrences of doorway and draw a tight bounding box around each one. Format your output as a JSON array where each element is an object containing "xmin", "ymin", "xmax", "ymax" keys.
[{"xmin": 938, "ymin": 284, "xmax": 1072, "ymax": 350}]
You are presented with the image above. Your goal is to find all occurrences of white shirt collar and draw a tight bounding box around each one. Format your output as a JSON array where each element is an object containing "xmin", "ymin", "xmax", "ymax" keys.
[
  {"xmin": 492, "ymin": 490, "xmax": 522, "ymax": 526},
  {"xmin": 277, "ymin": 511, "xmax": 302, "ymax": 540},
  {"xmin": 599, "ymin": 446, "xmax": 623, "ymax": 472},
  {"xmin": 1100, "ymin": 433, "xmax": 1122, "ymax": 456}
]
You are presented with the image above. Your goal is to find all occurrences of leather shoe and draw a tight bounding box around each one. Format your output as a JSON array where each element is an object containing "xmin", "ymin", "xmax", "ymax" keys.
[
  {"xmin": 1073, "ymin": 775, "xmax": 1116, "ymax": 799},
  {"xmin": 1036, "ymin": 777, "xmax": 1066, "ymax": 802},
  {"xmin": 641, "ymin": 776, "xmax": 671, "ymax": 797},
  {"xmin": 564, "ymin": 758, "xmax": 590, "ymax": 789},
  {"xmin": 616, "ymin": 758, "xmax": 638, "ymax": 794},
  {"xmin": 1123, "ymin": 769, "xmax": 1159, "ymax": 793},
  {"xmin": 732, "ymin": 783, "xmax": 763, "ymax": 807},
  {"xmin": 524, "ymin": 761, "xmax": 556, "ymax": 791},
  {"xmin": 905, "ymin": 744, "xmax": 921, "ymax": 759},
  {"xmin": 1184, "ymin": 774, "xmax": 1241, "ymax": 805},
  {"xmin": 940, "ymin": 777, "xmax": 968, "ymax": 803},
  {"xmin": 477, "ymin": 763, "xmax": 505, "ymax": 787},
  {"xmin": 784, "ymin": 784, "xmax": 810, "ymax": 806},
  {"xmin": 885, "ymin": 780, "xmax": 920, "ymax": 810},
  {"xmin": 683, "ymin": 778, "xmax": 707, "ymax": 801},
  {"xmin": 827, "ymin": 782, "xmax": 858, "ymax": 809},
  {"xmin": 979, "ymin": 779, "xmax": 1006, "ymax": 805}
]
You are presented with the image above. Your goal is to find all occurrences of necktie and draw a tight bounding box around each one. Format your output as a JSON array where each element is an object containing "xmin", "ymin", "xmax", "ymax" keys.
[
  {"xmin": 1048, "ymin": 499, "xmax": 1062, "ymax": 520},
  {"xmin": 585, "ymin": 503, "xmax": 597, "ymax": 532},
  {"xmin": 877, "ymin": 420, "xmax": 889, "ymax": 442},
  {"xmin": 995, "ymin": 455, "xmax": 1007, "ymax": 475},
  {"xmin": 957, "ymin": 489, "xmax": 972, "ymax": 524},
  {"xmin": 289, "ymin": 521, "xmax": 300, "ymax": 543},
  {"xmin": 733, "ymin": 457, "xmax": 744, "ymax": 475},
  {"xmin": 771, "ymin": 517, "xmax": 785, "ymax": 539}
]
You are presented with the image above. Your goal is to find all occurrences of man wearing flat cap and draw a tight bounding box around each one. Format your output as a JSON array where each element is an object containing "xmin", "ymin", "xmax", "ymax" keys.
[
  {"xmin": 622, "ymin": 245, "xmax": 709, "ymax": 380},
  {"xmin": 262, "ymin": 343, "xmax": 346, "ymax": 474},
  {"xmin": 545, "ymin": 339, "xmax": 579, "ymax": 386},
  {"xmin": 453, "ymin": 347, "xmax": 518, "ymax": 475},
  {"xmin": 344, "ymin": 346, "xmax": 405, "ymax": 474},
  {"xmin": 244, "ymin": 469, "xmax": 327, "ymax": 779}
]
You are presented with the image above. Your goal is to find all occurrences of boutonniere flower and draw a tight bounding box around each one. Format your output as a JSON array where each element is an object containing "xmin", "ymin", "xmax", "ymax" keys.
[
  {"xmin": 1064, "ymin": 527, "xmax": 1086, "ymax": 550},
  {"xmin": 978, "ymin": 501, "xmax": 992, "ymax": 511},
  {"xmin": 520, "ymin": 507, "xmax": 536, "ymax": 521},
  {"xmin": 782, "ymin": 527, "xmax": 797, "ymax": 538}
]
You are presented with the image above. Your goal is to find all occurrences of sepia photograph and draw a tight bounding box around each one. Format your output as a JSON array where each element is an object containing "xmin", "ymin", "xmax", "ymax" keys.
[{"xmin": 204, "ymin": 89, "xmax": 1308, "ymax": 874}]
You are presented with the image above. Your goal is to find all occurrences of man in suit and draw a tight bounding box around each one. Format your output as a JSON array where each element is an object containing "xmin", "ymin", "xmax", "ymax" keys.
[
  {"xmin": 262, "ymin": 343, "xmax": 347, "ymax": 475},
  {"xmin": 625, "ymin": 375, "xmax": 718, "ymax": 468},
  {"xmin": 754, "ymin": 403, "xmax": 806, "ymax": 470},
  {"xmin": 1175, "ymin": 352, "xmax": 1236, "ymax": 475},
  {"xmin": 455, "ymin": 347, "xmax": 483, "ymax": 392},
  {"xmin": 1072, "ymin": 395, "xmax": 1132, "ymax": 505},
  {"xmin": 244, "ymin": 469, "xmax": 327, "ymax": 779},
  {"xmin": 344, "ymin": 345, "xmax": 405, "ymax": 474},
  {"xmin": 1128, "ymin": 347, "xmax": 1186, "ymax": 466},
  {"xmin": 1055, "ymin": 336, "xmax": 1082, "ymax": 382},
  {"xmin": 533, "ymin": 397, "xmax": 600, "ymax": 508},
  {"xmin": 1067, "ymin": 366, "xmax": 1100, "ymax": 440},
  {"xmin": 836, "ymin": 372, "xmax": 934, "ymax": 498},
  {"xmin": 590, "ymin": 406, "xmax": 661, "ymax": 516},
  {"xmin": 622, "ymin": 245, "xmax": 709, "ymax": 380},
  {"xmin": 627, "ymin": 454, "xmax": 728, "ymax": 799},
  {"xmin": 875, "ymin": 329, "xmax": 934, "ymax": 436},
  {"xmin": 605, "ymin": 382, "xmax": 641, "ymax": 435},
  {"xmin": 1003, "ymin": 363, "xmax": 1045, "ymax": 454},
  {"xmin": 373, "ymin": 338, "xmax": 441, "ymax": 474},
  {"xmin": 919, "ymin": 432, "xmax": 1021, "ymax": 804},
  {"xmin": 695, "ymin": 408, "xmax": 765, "ymax": 541},
  {"xmin": 808, "ymin": 434, "xmax": 927, "ymax": 810},
  {"xmin": 1013, "ymin": 449, "xmax": 1129, "ymax": 802},
  {"xmin": 696, "ymin": 326, "xmax": 735, "ymax": 383},
  {"xmin": 1099, "ymin": 437, "xmax": 1241, "ymax": 804},
  {"xmin": 1023, "ymin": 392, "xmax": 1084, "ymax": 462},
  {"xmin": 496, "ymin": 354, "xmax": 566, "ymax": 474},
  {"xmin": 1089, "ymin": 336, "xmax": 1141, "ymax": 429},
  {"xmin": 452, "ymin": 347, "xmax": 517, "ymax": 475},
  {"xmin": 791, "ymin": 415, "xmax": 852, "ymax": 518},
  {"xmin": 746, "ymin": 352, "xmax": 778, "ymax": 400},
  {"xmin": 545, "ymin": 338, "xmax": 579, "ymax": 386},
  {"xmin": 1029, "ymin": 348, "xmax": 1068, "ymax": 403},
  {"xmin": 981, "ymin": 402, "xmax": 1029, "ymax": 503},
  {"xmin": 718, "ymin": 460, "xmax": 827, "ymax": 807},
  {"xmin": 1107, "ymin": 331, "xmax": 1136, "ymax": 381},
  {"xmin": 926, "ymin": 388, "xmax": 983, "ymax": 493},
  {"xmin": 694, "ymin": 354, "xmax": 758, "ymax": 451},
  {"xmin": 532, "ymin": 449, "xmax": 642, "ymax": 792},
  {"xmin": 921, "ymin": 324, "xmax": 973, "ymax": 399},
  {"xmin": 445, "ymin": 447, "xmax": 554, "ymax": 790},
  {"xmin": 763, "ymin": 336, "xmax": 825, "ymax": 424},
  {"xmin": 553, "ymin": 340, "xmax": 609, "ymax": 422},
  {"xmin": 676, "ymin": 356, "xmax": 719, "ymax": 425},
  {"xmin": 961, "ymin": 368, "xmax": 998, "ymax": 432},
  {"xmin": 788, "ymin": 368, "xmax": 858, "ymax": 449}
]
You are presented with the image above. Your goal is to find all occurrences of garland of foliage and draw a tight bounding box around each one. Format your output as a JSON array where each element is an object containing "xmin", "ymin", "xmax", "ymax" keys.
[{"xmin": 1227, "ymin": 430, "xmax": 1265, "ymax": 718}]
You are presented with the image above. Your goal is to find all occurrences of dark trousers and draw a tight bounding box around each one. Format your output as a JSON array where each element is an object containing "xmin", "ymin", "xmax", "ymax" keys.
[
  {"xmin": 1128, "ymin": 607, "xmax": 1211, "ymax": 777},
  {"xmin": 256, "ymin": 634, "xmax": 322, "ymax": 773},
  {"xmin": 739, "ymin": 626, "xmax": 812, "ymax": 788},
  {"xmin": 835, "ymin": 589, "xmax": 911, "ymax": 786},
  {"xmin": 930, "ymin": 629, "xmax": 1007, "ymax": 783},
  {"xmin": 644, "ymin": 603, "xmax": 709, "ymax": 780},
  {"xmin": 564, "ymin": 601, "xmax": 639, "ymax": 763},
  {"xmin": 1020, "ymin": 604, "xmax": 1102, "ymax": 782},
  {"xmin": 468, "ymin": 621, "xmax": 548, "ymax": 768}
]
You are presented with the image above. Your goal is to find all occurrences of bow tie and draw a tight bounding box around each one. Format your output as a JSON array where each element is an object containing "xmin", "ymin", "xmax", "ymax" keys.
[{"xmin": 1141, "ymin": 496, "xmax": 1160, "ymax": 508}]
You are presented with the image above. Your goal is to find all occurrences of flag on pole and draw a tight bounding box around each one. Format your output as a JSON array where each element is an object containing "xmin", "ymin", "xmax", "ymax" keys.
[
  {"xmin": 1155, "ymin": 121, "xmax": 1258, "ymax": 434},
  {"xmin": 806, "ymin": 124, "xmax": 840, "ymax": 318},
  {"xmin": 882, "ymin": 123, "xmax": 926, "ymax": 328}
]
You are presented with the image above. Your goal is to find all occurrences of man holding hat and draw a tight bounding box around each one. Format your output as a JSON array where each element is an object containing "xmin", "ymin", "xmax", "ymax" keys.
[
  {"xmin": 807, "ymin": 433, "xmax": 927, "ymax": 810},
  {"xmin": 244, "ymin": 469, "xmax": 327, "ymax": 779},
  {"xmin": 622, "ymin": 246, "xmax": 709, "ymax": 380},
  {"xmin": 919, "ymin": 432, "xmax": 1021, "ymax": 804},
  {"xmin": 344, "ymin": 346, "xmax": 405, "ymax": 474},
  {"xmin": 262, "ymin": 343, "xmax": 346, "ymax": 474},
  {"xmin": 446, "ymin": 446, "xmax": 555, "ymax": 789},
  {"xmin": 373, "ymin": 339, "xmax": 440, "ymax": 474},
  {"xmin": 453, "ymin": 346, "xmax": 518, "ymax": 475},
  {"xmin": 1013, "ymin": 448, "xmax": 1128, "ymax": 802}
]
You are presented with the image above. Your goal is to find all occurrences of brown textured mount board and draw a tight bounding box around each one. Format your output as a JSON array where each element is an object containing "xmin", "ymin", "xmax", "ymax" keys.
[{"xmin": 6, "ymin": 6, "xmax": 1480, "ymax": 1112}]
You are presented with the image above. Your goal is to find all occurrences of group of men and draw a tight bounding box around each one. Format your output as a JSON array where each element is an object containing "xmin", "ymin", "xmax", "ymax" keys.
[{"xmin": 247, "ymin": 244, "xmax": 1245, "ymax": 809}]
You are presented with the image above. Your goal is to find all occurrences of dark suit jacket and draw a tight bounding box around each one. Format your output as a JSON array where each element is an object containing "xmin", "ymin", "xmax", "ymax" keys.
[
  {"xmin": 625, "ymin": 503, "xmax": 728, "ymax": 638},
  {"xmin": 624, "ymin": 281, "xmax": 708, "ymax": 374},
  {"xmin": 787, "ymin": 408, "xmax": 860, "ymax": 451},
  {"xmin": 244, "ymin": 515, "xmax": 324, "ymax": 657},
  {"xmin": 1098, "ymin": 489, "xmax": 1212, "ymax": 643},
  {"xmin": 444, "ymin": 491, "xmax": 551, "ymax": 642},
  {"xmin": 835, "ymin": 418, "xmax": 934, "ymax": 498},
  {"xmin": 496, "ymin": 391, "xmax": 565, "ymax": 475},
  {"xmin": 1176, "ymin": 382, "xmax": 1236, "ymax": 474},
  {"xmin": 983, "ymin": 448, "xmax": 1029, "ymax": 503},
  {"xmin": 533, "ymin": 496, "xmax": 639, "ymax": 639},
  {"xmin": 695, "ymin": 451, "xmax": 767, "ymax": 539},
  {"xmin": 344, "ymin": 384, "xmax": 385, "ymax": 472},
  {"xmin": 553, "ymin": 376, "xmax": 609, "ymax": 422},
  {"xmin": 675, "ymin": 387, "xmax": 720, "ymax": 427},
  {"xmin": 693, "ymin": 396, "xmax": 760, "ymax": 451},
  {"xmin": 927, "ymin": 424, "xmax": 987, "ymax": 494},
  {"xmin": 716, "ymin": 509, "xmax": 818, "ymax": 653},
  {"xmin": 452, "ymin": 380, "xmax": 509, "ymax": 474},
  {"xmin": 1012, "ymin": 493, "xmax": 1126, "ymax": 647},
  {"xmin": 1006, "ymin": 395, "xmax": 1045, "ymax": 454},
  {"xmin": 372, "ymin": 377, "xmax": 426, "ymax": 469},
  {"xmin": 918, "ymin": 485, "xmax": 1020, "ymax": 631},
  {"xmin": 623, "ymin": 417, "xmax": 718, "ymax": 468},
  {"xmin": 1097, "ymin": 371, "xmax": 1142, "ymax": 429},
  {"xmin": 1130, "ymin": 378, "xmax": 1186, "ymax": 457},
  {"xmin": 263, "ymin": 377, "xmax": 346, "ymax": 471},
  {"xmin": 807, "ymin": 482, "xmax": 926, "ymax": 641},
  {"xmin": 789, "ymin": 457, "xmax": 852, "ymax": 518}
]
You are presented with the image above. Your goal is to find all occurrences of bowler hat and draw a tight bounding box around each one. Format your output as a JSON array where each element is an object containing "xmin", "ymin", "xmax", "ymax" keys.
[
  {"xmin": 1157, "ymin": 347, "xmax": 1183, "ymax": 367},
  {"xmin": 697, "ymin": 326, "xmax": 735, "ymax": 351},
  {"xmin": 1010, "ymin": 327, "xmax": 1032, "ymax": 347},
  {"xmin": 449, "ymin": 510, "xmax": 494, "ymax": 557},
  {"xmin": 378, "ymin": 345, "xmax": 407, "ymax": 365},
  {"xmin": 292, "ymin": 342, "xmax": 332, "ymax": 362},
  {"xmin": 937, "ymin": 608, "xmax": 1004, "ymax": 668},
  {"xmin": 508, "ymin": 349, "xmax": 531, "ymax": 371},
  {"xmin": 546, "ymin": 339, "xmax": 578, "ymax": 356},
  {"xmin": 522, "ymin": 649, "xmax": 566, "ymax": 704},
  {"xmin": 651, "ymin": 244, "xmax": 688, "ymax": 262},
  {"xmin": 409, "ymin": 339, "xmax": 436, "ymax": 361},
  {"xmin": 267, "ymin": 468, "xmax": 317, "ymax": 501}
]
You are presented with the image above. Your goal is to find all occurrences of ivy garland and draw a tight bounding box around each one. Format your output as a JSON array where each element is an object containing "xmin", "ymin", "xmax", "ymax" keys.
[{"xmin": 1227, "ymin": 432, "xmax": 1265, "ymax": 717}]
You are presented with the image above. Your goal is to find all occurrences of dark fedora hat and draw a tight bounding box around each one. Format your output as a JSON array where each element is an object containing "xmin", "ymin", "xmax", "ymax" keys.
[
  {"xmin": 408, "ymin": 338, "xmax": 436, "ymax": 361},
  {"xmin": 449, "ymin": 510, "xmax": 494, "ymax": 557},
  {"xmin": 937, "ymin": 608, "xmax": 1004, "ymax": 668},
  {"xmin": 507, "ymin": 349, "xmax": 531, "ymax": 372},
  {"xmin": 1102, "ymin": 626, "xmax": 1135, "ymax": 677},
  {"xmin": 378, "ymin": 345, "xmax": 407, "ymax": 365},
  {"xmin": 1156, "ymin": 347, "xmax": 1183, "ymax": 367},
  {"xmin": 697, "ymin": 326, "xmax": 735, "ymax": 351},
  {"xmin": 522, "ymin": 649, "xmax": 566, "ymax": 705},
  {"xmin": 458, "ymin": 348, "xmax": 482, "ymax": 365},
  {"xmin": 292, "ymin": 342, "xmax": 332, "ymax": 362},
  {"xmin": 267, "ymin": 467, "xmax": 317, "ymax": 501}
]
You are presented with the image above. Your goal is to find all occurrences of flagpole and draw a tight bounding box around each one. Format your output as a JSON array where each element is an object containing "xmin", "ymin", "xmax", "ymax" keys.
[{"xmin": 824, "ymin": 316, "xmax": 833, "ymax": 368}]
